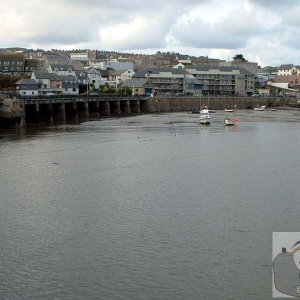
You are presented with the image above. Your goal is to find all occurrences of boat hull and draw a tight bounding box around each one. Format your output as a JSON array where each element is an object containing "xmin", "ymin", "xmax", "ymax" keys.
[
  {"xmin": 254, "ymin": 105, "xmax": 265, "ymax": 111},
  {"xmin": 199, "ymin": 119, "xmax": 210, "ymax": 125},
  {"xmin": 224, "ymin": 119, "xmax": 235, "ymax": 126}
]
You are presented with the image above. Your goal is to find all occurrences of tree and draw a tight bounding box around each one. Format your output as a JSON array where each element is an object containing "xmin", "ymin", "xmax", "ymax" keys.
[
  {"xmin": 233, "ymin": 54, "xmax": 246, "ymax": 62},
  {"xmin": 0, "ymin": 74, "xmax": 25, "ymax": 90},
  {"xmin": 116, "ymin": 86, "xmax": 132, "ymax": 96}
]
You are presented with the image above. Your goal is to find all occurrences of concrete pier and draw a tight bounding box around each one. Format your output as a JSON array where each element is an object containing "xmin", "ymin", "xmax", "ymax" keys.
[
  {"xmin": 85, "ymin": 102, "xmax": 89, "ymax": 119},
  {"xmin": 48, "ymin": 103, "xmax": 54, "ymax": 124},
  {"xmin": 60, "ymin": 103, "xmax": 66, "ymax": 123}
]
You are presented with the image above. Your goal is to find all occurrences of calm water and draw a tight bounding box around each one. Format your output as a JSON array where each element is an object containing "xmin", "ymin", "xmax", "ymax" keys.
[{"xmin": 1, "ymin": 110, "xmax": 300, "ymax": 299}]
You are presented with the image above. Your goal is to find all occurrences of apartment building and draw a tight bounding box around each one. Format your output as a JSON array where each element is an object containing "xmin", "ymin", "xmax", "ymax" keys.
[
  {"xmin": 186, "ymin": 66, "xmax": 255, "ymax": 96},
  {"xmin": 133, "ymin": 68, "xmax": 202, "ymax": 95}
]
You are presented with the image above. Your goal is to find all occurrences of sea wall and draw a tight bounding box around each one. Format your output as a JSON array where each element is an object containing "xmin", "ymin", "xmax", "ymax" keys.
[{"xmin": 146, "ymin": 96, "xmax": 292, "ymax": 113}]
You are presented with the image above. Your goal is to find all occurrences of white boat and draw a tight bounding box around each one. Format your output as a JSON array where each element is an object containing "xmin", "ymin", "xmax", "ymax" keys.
[
  {"xmin": 254, "ymin": 105, "xmax": 265, "ymax": 111},
  {"xmin": 224, "ymin": 117, "xmax": 236, "ymax": 126},
  {"xmin": 224, "ymin": 108, "xmax": 234, "ymax": 112},
  {"xmin": 224, "ymin": 110, "xmax": 238, "ymax": 126},
  {"xmin": 199, "ymin": 108, "xmax": 211, "ymax": 125}
]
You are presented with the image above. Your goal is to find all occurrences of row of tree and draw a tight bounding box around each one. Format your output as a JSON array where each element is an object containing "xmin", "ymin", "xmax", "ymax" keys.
[{"xmin": 0, "ymin": 74, "xmax": 24, "ymax": 90}]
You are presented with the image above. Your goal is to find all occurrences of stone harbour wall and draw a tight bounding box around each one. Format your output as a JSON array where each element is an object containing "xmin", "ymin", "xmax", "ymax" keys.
[{"xmin": 146, "ymin": 96, "xmax": 292, "ymax": 113}]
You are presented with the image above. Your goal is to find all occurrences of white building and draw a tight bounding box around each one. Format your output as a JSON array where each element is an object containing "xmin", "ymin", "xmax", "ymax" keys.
[
  {"xmin": 85, "ymin": 67, "xmax": 104, "ymax": 89},
  {"xmin": 277, "ymin": 64, "xmax": 300, "ymax": 76},
  {"xmin": 116, "ymin": 69, "xmax": 135, "ymax": 86},
  {"xmin": 15, "ymin": 79, "xmax": 39, "ymax": 97},
  {"xmin": 95, "ymin": 60, "xmax": 134, "ymax": 71},
  {"xmin": 48, "ymin": 64, "xmax": 75, "ymax": 76},
  {"xmin": 70, "ymin": 52, "xmax": 89, "ymax": 62}
]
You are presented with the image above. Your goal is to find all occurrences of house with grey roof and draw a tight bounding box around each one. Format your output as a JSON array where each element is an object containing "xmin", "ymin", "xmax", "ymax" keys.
[
  {"xmin": 42, "ymin": 54, "xmax": 69, "ymax": 71},
  {"xmin": 24, "ymin": 59, "xmax": 38, "ymax": 74},
  {"xmin": 49, "ymin": 64, "xmax": 75, "ymax": 76},
  {"xmin": 31, "ymin": 71, "xmax": 63, "ymax": 94},
  {"xmin": 124, "ymin": 78, "xmax": 148, "ymax": 95},
  {"xmin": 60, "ymin": 75, "xmax": 79, "ymax": 95},
  {"xmin": 0, "ymin": 53, "xmax": 25, "ymax": 74},
  {"xmin": 16, "ymin": 79, "xmax": 39, "ymax": 97},
  {"xmin": 97, "ymin": 60, "xmax": 134, "ymax": 71},
  {"xmin": 115, "ymin": 69, "xmax": 135, "ymax": 86},
  {"xmin": 74, "ymin": 71, "xmax": 88, "ymax": 93},
  {"xmin": 85, "ymin": 67, "xmax": 104, "ymax": 89},
  {"xmin": 99, "ymin": 69, "xmax": 118, "ymax": 88},
  {"xmin": 277, "ymin": 64, "xmax": 300, "ymax": 76}
]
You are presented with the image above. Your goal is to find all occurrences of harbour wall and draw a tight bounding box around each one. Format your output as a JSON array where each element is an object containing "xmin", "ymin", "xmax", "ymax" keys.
[
  {"xmin": 0, "ymin": 95, "xmax": 296, "ymax": 128},
  {"xmin": 147, "ymin": 96, "xmax": 292, "ymax": 113}
]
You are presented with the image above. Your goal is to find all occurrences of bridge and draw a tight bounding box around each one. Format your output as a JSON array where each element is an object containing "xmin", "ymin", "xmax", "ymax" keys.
[{"xmin": 19, "ymin": 95, "xmax": 148, "ymax": 125}]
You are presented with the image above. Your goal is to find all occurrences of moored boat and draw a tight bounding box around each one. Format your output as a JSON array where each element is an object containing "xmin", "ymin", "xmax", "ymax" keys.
[
  {"xmin": 224, "ymin": 109, "xmax": 238, "ymax": 126},
  {"xmin": 199, "ymin": 108, "xmax": 211, "ymax": 125},
  {"xmin": 254, "ymin": 105, "xmax": 265, "ymax": 111}
]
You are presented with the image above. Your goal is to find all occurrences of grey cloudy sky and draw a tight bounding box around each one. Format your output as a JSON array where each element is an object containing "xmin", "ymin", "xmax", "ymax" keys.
[{"xmin": 1, "ymin": 0, "xmax": 299, "ymax": 66}]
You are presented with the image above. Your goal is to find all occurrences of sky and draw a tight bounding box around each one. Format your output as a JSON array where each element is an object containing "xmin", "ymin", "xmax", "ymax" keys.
[{"xmin": 1, "ymin": 0, "xmax": 300, "ymax": 67}]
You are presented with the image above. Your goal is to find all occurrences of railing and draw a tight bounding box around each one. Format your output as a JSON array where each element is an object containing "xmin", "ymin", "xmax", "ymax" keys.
[{"xmin": 18, "ymin": 94, "xmax": 148, "ymax": 103}]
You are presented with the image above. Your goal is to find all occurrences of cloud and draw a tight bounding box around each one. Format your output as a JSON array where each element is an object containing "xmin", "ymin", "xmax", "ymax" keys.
[
  {"xmin": 2, "ymin": 0, "xmax": 300, "ymax": 66},
  {"xmin": 248, "ymin": 0, "xmax": 299, "ymax": 9},
  {"xmin": 166, "ymin": 0, "xmax": 279, "ymax": 50}
]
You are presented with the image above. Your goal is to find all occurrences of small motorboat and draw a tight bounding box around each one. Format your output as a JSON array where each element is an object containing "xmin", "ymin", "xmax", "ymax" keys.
[
  {"xmin": 224, "ymin": 108, "xmax": 234, "ymax": 112},
  {"xmin": 224, "ymin": 117, "xmax": 236, "ymax": 126},
  {"xmin": 224, "ymin": 110, "xmax": 238, "ymax": 126},
  {"xmin": 254, "ymin": 105, "xmax": 265, "ymax": 111},
  {"xmin": 199, "ymin": 108, "xmax": 211, "ymax": 125}
]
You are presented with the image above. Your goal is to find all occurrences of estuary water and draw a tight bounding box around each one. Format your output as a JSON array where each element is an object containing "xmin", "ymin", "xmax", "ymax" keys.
[{"xmin": 1, "ymin": 110, "xmax": 300, "ymax": 299}]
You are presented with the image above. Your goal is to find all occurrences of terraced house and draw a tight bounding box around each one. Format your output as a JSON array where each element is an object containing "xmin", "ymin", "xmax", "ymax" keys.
[
  {"xmin": 0, "ymin": 53, "xmax": 26, "ymax": 74},
  {"xmin": 0, "ymin": 52, "xmax": 38, "ymax": 76}
]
